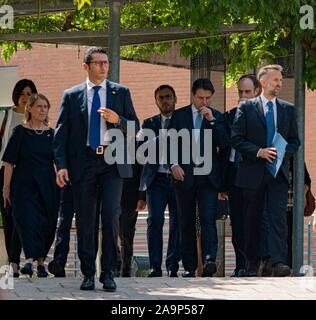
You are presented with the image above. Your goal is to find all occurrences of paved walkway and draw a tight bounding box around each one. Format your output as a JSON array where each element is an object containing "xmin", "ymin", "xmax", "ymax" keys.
[{"xmin": 1, "ymin": 276, "xmax": 316, "ymax": 300}]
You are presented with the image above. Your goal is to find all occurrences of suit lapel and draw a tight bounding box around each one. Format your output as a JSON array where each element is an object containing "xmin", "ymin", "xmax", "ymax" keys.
[
  {"xmin": 106, "ymin": 80, "xmax": 118, "ymax": 129},
  {"xmin": 254, "ymin": 97, "xmax": 266, "ymax": 127},
  {"xmin": 185, "ymin": 105, "xmax": 194, "ymax": 130},
  {"xmin": 276, "ymin": 99, "xmax": 285, "ymax": 131},
  {"xmin": 79, "ymin": 83, "xmax": 88, "ymax": 129},
  {"xmin": 106, "ymin": 80, "xmax": 117, "ymax": 111}
]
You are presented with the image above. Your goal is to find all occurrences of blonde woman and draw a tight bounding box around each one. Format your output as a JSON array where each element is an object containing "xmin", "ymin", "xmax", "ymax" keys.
[{"xmin": 2, "ymin": 93, "xmax": 59, "ymax": 277}]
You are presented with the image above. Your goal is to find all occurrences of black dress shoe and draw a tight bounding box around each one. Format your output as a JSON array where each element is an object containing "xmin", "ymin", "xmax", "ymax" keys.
[
  {"xmin": 148, "ymin": 268, "xmax": 162, "ymax": 277},
  {"xmin": 272, "ymin": 263, "xmax": 291, "ymax": 277},
  {"xmin": 202, "ymin": 260, "xmax": 217, "ymax": 277},
  {"xmin": 48, "ymin": 260, "xmax": 65, "ymax": 277},
  {"xmin": 13, "ymin": 272, "xmax": 19, "ymax": 278},
  {"xmin": 80, "ymin": 276, "xmax": 95, "ymax": 291},
  {"xmin": 103, "ymin": 275, "xmax": 117, "ymax": 292},
  {"xmin": 20, "ymin": 263, "xmax": 33, "ymax": 277},
  {"xmin": 245, "ymin": 270, "xmax": 257, "ymax": 277},
  {"xmin": 37, "ymin": 265, "xmax": 48, "ymax": 278},
  {"xmin": 258, "ymin": 260, "xmax": 273, "ymax": 277},
  {"xmin": 231, "ymin": 268, "xmax": 246, "ymax": 277},
  {"xmin": 182, "ymin": 270, "xmax": 195, "ymax": 278},
  {"xmin": 168, "ymin": 270, "xmax": 178, "ymax": 277}
]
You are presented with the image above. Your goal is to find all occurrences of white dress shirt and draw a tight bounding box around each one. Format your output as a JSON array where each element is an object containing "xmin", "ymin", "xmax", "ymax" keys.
[
  {"xmin": 256, "ymin": 93, "xmax": 278, "ymax": 158},
  {"xmin": 158, "ymin": 114, "xmax": 171, "ymax": 173},
  {"xmin": 260, "ymin": 93, "xmax": 277, "ymax": 127},
  {"xmin": 86, "ymin": 79, "xmax": 109, "ymax": 146}
]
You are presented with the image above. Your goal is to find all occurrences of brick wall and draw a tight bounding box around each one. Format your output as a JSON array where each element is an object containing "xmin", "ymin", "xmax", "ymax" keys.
[
  {"xmin": 1, "ymin": 44, "xmax": 316, "ymax": 275},
  {"xmin": 0, "ymin": 43, "xmax": 314, "ymax": 194}
]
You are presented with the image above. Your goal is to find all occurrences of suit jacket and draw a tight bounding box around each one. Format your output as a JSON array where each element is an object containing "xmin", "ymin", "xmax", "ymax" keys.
[
  {"xmin": 218, "ymin": 107, "xmax": 237, "ymax": 191},
  {"xmin": 54, "ymin": 80, "xmax": 139, "ymax": 183},
  {"xmin": 168, "ymin": 105, "xmax": 229, "ymax": 191},
  {"xmin": 139, "ymin": 114, "xmax": 167, "ymax": 192},
  {"xmin": 231, "ymin": 96, "xmax": 300, "ymax": 189},
  {"xmin": 121, "ymin": 163, "xmax": 146, "ymax": 212}
]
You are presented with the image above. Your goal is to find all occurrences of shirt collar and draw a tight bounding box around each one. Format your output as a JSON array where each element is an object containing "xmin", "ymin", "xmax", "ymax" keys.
[
  {"xmin": 160, "ymin": 114, "xmax": 171, "ymax": 122},
  {"xmin": 86, "ymin": 79, "xmax": 107, "ymax": 91},
  {"xmin": 191, "ymin": 104, "xmax": 199, "ymax": 113},
  {"xmin": 260, "ymin": 93, "xmax": 276, "ymax": 107}
]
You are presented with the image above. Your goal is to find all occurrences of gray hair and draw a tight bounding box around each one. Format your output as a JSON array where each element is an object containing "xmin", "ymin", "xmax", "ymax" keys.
[{"xmin": 257, "ymin": 64, "xmax": 283, "ymax": 80}]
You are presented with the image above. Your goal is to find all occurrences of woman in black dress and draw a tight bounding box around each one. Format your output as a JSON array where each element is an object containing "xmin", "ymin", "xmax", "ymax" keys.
[
  {"xmin": 0, "ymin": 79, "xmax": 38, "ymax": 277},
  {"xmin": 2, "ymin": 93, "xmax": 59, "ymax": 277}
]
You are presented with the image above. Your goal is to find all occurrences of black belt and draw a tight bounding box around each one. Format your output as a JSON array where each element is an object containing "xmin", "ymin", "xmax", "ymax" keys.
[{"xmin": 86, "ymin": 145, "xmax": 107, "ymax": 156}]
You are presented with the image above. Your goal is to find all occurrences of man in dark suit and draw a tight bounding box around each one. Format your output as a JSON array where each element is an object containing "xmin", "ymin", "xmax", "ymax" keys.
[
  {"xmin": 54, "ymin": 47, "xmax": 139, "ymax": 291},
  {"xmin": 138, "ymin": 85, "xmax": 181, "ymax": 277},
  {"xmin": 116, "ymin": 163, "xmax": 146, "ymax": 277},
  {"xmin": 231, "ymin": 64, "xmax": 300, "ymax": 277},
  {"xmin": 169, "ymin": 79, "xmax": 229, "ymax": 277},
  {"xmin": 219, "ymin": 75, "xmax": 261, "ymax": 277}
]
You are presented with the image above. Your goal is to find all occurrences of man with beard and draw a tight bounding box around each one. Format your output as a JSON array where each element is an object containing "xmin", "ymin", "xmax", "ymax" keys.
[
  {"xmin": 220, "ymin": 75, "xmax": 261, "ymax": 277},
  {"xmin": 138, "ymin": 85, "xmax": 181, "ymax": 277},
  {"xmin": 231, "ymin": 65, "xmax": 300, "ymax": 277}
]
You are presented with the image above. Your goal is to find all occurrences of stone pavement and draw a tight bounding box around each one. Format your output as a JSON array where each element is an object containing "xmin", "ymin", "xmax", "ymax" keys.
[{"xmin": 1, "ymin": 276, "xmax": 316, "ymax": 300}]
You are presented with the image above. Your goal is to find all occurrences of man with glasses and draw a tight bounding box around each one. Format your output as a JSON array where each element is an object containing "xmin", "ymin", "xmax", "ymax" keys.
[
  {"xmin": 54, "ymin": 46, "xmax": 139, "ymax": 291},
  {"xmin": 138, "ymin": 85, "xmax": 181, "ymax": 277}
]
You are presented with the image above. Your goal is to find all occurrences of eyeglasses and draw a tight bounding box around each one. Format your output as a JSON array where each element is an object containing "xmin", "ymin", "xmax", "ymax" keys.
[
  {"xmin": 89, "ymin": 60, "xmax": 109, "ymax": 67},
  {"xmin": 156, "ymin": 94, "xmax": 174, "ymax": 101}
]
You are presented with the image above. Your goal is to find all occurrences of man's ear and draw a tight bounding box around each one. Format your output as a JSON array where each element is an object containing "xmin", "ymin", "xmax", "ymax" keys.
[{"xmin": 82, "ymin": 63, "xmax": 89, "ymax": 72}]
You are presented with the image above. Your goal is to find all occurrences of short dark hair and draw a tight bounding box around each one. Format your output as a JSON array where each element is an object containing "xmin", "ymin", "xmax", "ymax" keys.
[
  {"xmin": 238, "ymin": 74, "xmax": 261, "ymax": 90},
  {"xmin": 192, "ymin": 78, "xmax": 215, "ymax": 95},
  {"xmin": 154, "ymin": 84, "xmax": 176, "ymax": 99},
  {"xmin": 83, "ymin": 47, "xmax": 108, "ymax": 64},
  {"xmin": 12, "ymin": 79, "xmax": 38, "ymax": 107}
]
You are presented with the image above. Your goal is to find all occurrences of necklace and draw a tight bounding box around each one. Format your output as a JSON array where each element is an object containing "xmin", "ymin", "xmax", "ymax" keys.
[{"xmin": 29, "ymin": 122, "xmax": 45, "ymax": 135}]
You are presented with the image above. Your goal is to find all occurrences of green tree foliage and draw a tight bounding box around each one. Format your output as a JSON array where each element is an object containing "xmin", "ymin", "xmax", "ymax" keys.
[{"xmin": 1, "ymin": 0, "xmax": 316, "ymax": 88}]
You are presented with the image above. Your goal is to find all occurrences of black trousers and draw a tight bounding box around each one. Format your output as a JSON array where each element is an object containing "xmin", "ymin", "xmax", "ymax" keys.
[
  {"xmin": 227, "ymin": 162, "xmax": 246, "ymax": 270},
  {"xmin": 117, "ymin": 210, "xmax": 138, "ymax": 275},
  {"xmin": 71, "ymin": 148, "xmax": 123, "ymax": 277},
  {"xmin": 0, "ymin": 167, "xmax": 22, "ymax": 265},
  {"xmin": 242, "ymin": 170, "xmax": 289, "ymax": 270},
  {"xmin": 174, "ymin": 175, "xmax": 218, "ymax": 272},
  {"xmin": 53, "ymin": 184, "xmax": 74, "ymax": 268}
]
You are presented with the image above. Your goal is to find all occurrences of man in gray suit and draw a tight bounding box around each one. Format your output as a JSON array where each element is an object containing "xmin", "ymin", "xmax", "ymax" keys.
[{"xmin": 54, "ymin": 47, "xmax": 139, "ymax": 291}]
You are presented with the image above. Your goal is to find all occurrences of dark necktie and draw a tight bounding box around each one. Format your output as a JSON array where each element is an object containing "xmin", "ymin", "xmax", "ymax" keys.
[
  {"xmin": 162, "ymin": 118, "xmax": 170, "ymax": 171},
  {"xmin": 265, "ymin": 100, "xmax": 276, "ymax": 176},
  {"xmin": 89, "ymin": 85, "xmax": 101, "ymax": 150},
  {"xmin": 265, "ymin": 101, "xmax": 275, "ymax": 147},
  {"xmin": 234, "ymin": 150, "xmax": 241, "ymax": 168}
]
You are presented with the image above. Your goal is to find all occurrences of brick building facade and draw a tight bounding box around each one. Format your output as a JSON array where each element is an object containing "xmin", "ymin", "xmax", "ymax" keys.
[{"xmin": 1, "ymin": 43, "xmax": 314, "ymax": 195}]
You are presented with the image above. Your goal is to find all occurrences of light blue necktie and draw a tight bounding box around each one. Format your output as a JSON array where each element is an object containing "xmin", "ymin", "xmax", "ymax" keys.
[
  {"xmin": 265, "ymin": 100, "xmax": 276, "ymax": 176},
  {"xmin": 194, "ymin": 112, "xmax": 203, "ymax": 129},
  {"xmin": 89, "ymin": 85, "xmax": 101, "ymax": 150}
]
